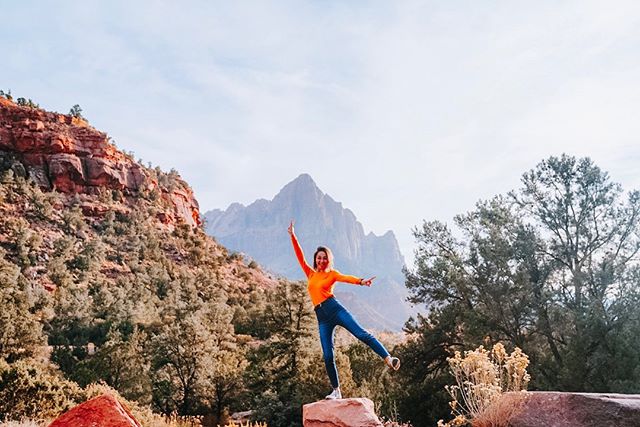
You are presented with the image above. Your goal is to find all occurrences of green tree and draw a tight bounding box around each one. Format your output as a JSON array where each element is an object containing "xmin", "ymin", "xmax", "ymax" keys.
[
  {"xmin": 246, "ymin": 280, "xmax": 330, "ymax": 427},
  {"xmin": 69, "ymin": 104, "xmax": 84, "ymax": 119},
  {"xmin": 403, "ymin": 155, "xmax": 640, "ymax": 425},
  {"xmin": 0, "ymin": 249, "xmax": 47, "ymax": 362},
  {"xmin": 204, "ymin": 348, "xmax": 248, "ymax": 425},
  {"xmin": 150, "ymin": 281, "xmax": 236, "ymax": 416},
  {"xmin": 0, "ymin": 358, "xmax": 83, "ymax": 422}
]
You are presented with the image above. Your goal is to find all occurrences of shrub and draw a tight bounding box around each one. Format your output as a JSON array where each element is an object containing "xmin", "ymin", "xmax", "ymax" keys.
[
  {"xmin": 16, "ymin": 98, "xmax": 39, "ymax": 109},
  {"xmin": 437, "ymin": 343, "xmax": 530, "ymax": 427},
  {"xmin": 0, "ymin": 89, "xmax": 13, "ymax": 101},
  {"xmin": 68, "ymin": 104, "xmax": 84, "ymax": 119},
  {"xmin": 222, "ymin": 423, "xmax": 267, "ymax": 427},
  {"xmin": 0, "ymin": 359, "xmax": 83, "ymax": 422}
]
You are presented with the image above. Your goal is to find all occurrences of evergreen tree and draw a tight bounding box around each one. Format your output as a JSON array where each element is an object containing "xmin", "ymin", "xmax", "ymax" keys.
[
  {"xmin": 402, "ymin": 155, "xmax": 640, "ymax": 425},
  {"xmin": 0, "ymin": 249, "xmax": 47, "ymax": 362}
]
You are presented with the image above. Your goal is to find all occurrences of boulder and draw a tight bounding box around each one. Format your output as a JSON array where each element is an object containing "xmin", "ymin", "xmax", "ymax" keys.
[
  {"xmin": 48, "ymin": 394, "xmax": 142, "ymax": 427},
  {"xmin": 509, "ymin": 392, "xmax": 640, "ymax": 427},
  {"xmin": 303, "ymin": 398, "xmax": 383, "ymax": 427}
]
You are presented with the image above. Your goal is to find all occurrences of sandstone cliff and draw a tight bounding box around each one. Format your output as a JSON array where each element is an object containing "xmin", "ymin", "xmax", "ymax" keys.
[
  {"xmin": 0, "ymin": 97, "xmax": 200, "ymax": 228},
  {"xmin": 0, "ymin": 96, "xmax": 278, "ymax": 294}
]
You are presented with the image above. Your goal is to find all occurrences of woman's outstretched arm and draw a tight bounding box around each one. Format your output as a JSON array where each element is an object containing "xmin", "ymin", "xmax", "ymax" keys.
[
  {"xmin": 288, "ymin": 220, "xmax": 312, "ymax": 277},
  {"xmin": 334, "ymin": 272, "xmax": 376, "ymax": 287}
]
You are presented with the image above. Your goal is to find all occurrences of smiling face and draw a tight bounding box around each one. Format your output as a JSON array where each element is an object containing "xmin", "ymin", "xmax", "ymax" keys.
[
  {"xmin": 313, "ymin": 246, "xmax": 333, "ymax": 272},
  {"xmin": 315, "ymin": 250, "xmax": 329, "ymax": 272}
]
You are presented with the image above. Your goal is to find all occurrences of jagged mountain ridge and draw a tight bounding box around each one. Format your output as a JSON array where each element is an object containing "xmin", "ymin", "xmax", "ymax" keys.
[{"xmin": 204, "ymin": 174, "xmax": 413, "ymax": 331}]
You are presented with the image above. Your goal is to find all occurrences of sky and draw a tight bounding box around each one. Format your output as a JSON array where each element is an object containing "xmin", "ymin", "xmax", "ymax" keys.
[{"xmin": 3, "ymin": 1, "xmax": 640, "ymax": 264}]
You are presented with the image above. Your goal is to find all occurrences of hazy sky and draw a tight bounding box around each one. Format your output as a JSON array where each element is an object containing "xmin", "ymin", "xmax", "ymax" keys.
[{"xmin": 3, "ymin": 1, "xmax": 640, "ymax": 264}]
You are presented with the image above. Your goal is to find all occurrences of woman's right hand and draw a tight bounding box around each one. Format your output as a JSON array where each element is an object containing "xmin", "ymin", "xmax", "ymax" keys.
[{"xmin": 288, "ymin": 220, "xmax": 295, "ymax": 236}]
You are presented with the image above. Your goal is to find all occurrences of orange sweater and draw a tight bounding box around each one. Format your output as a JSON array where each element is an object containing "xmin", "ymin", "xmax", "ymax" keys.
[{"xmin": 291, "ymin": 234, "xmax": 362, "ymax": 306}]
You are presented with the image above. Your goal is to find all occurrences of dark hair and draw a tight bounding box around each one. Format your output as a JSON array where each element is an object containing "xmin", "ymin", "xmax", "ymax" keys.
[{"xmin": 313, "ymin": 246, "xmax": 334, "ymax": 270}]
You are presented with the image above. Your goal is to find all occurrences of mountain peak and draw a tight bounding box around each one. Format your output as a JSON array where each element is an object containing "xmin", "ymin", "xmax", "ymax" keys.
[
  {"xmin": 291, "ymin": 173, "xmax": 319, "ymax": 189},
  {"xmin": 276, "ymin": 173, "xmax": 323, "ymax": 200},
  {"xmin": 203, "ymin": 173, "xmax": 411, "ymax": 330}
]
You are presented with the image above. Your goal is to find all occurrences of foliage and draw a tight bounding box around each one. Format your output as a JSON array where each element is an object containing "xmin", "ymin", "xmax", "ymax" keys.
[
  {"xmin": 221, "ymin": 423, "xmax": 267, "ymax": 427},
  {"xmin": 0, "ymin": 90, "xmax": 38, "ymax": 107},
  {"xmin": 245, "ymin": 281, "xmax": 328, "ymax": 427},
  {"xmin": 0, "ymin": 89, "xmax": 13, "ymax": 101},
  {"xmin": 344, "ymin": 337, "xmax": 407, "ymax": 423},
  {"xmin": 6, "ymin": 149, "xmax": 637, "ymax": 426},
  {"xmin": 74, "ymin": 327, "xmax": 152, "ymax": 403},
  {"xmin": 404, "ymin": 155, "xmax": 640, "ymax": 425},
  {"xmin": 438, "ymin": 343, "xmax": 530, "ymax": 427},
  {"xmin": 149, "ymin": 287, "xmax": 238, "ymax": 416},
  {"xmin": 0, "ymin": 358, "xmax": 83, "ymax": 422},
  {"xmin": 0, "ymin": 248, "xmax": 47, "ymax": 362},
  {"xmin": 16, "ymin": 98, "xmax": 39, "ymax": 109},
  {"xmin": 68, "ymin": 104, "xmax": 84, "ymax": 119}
]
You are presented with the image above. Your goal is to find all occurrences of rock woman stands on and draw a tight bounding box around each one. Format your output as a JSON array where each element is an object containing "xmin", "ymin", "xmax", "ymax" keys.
[{"xmin": 288, "ymin": 220, "xmax": 400, "ymax": 400}]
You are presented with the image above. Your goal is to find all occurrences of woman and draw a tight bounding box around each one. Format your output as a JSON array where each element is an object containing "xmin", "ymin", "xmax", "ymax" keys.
[{"xmin": 288, "ymin": 220, "xmax": 400, "ymax": 400}]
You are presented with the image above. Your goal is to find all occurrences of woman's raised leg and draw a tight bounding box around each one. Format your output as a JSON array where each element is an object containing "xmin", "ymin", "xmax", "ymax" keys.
[{"xmin": 335, "ymin": 306, "xmax": 390, "ymax": 359}]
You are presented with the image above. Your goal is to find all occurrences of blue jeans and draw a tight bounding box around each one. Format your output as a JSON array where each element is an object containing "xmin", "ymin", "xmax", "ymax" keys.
[{"xmin": 314, "ymin": 296, "xmax": 390, "ymax": 389}]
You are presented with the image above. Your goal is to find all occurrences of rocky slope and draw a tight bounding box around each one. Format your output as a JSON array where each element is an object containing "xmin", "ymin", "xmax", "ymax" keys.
[
  {"xmin": 0, "ymin": 96, "xmax": 200, "ymax": 228},
  {"xmin": 204, "ymin": 174, "xmax": 414, "ymax": 331},
  {"xmin": 0, "ymin": 96, "xmax": 277, "ymax": 294}
]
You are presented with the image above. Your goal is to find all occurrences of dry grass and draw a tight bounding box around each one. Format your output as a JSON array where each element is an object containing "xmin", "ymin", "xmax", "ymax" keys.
[
  {"xmin": 471, "ymin": 392, "xmax": 528, "ymax": 427},
  {"xmin": 437, "ymin": 343, "xmax": 530, "ymax": 427},
  {"xmin": 0, "ymin": 422, "xmax": 48, "ymax": 427},
  {"xmin": 0, "ymin": 417, "xmax": 271, "ymax": 427},
  {"xmin": 219, "ymin": 423, "xmax": 267, "ymax": 427}
]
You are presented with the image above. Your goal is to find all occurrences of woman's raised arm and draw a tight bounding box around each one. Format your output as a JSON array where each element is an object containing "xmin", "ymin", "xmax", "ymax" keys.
[{"xmin": 288, "ymin": 220, "xmax": 312, "ymax": 277}]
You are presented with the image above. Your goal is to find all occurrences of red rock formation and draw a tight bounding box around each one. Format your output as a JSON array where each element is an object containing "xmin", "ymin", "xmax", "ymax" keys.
[
  {"xmin": 508, "ymin": 392, "xmax": 640, "ymax": 427},
  {"xmin": 48, "ymin": 394, "xmax": 142, "ymax": 427},
  {"xmin": 303, "ymin": 398, "xmax": 383, "ymax": 427},
  {"xmin": 0, "ymin": 98, "xmax": 201, "ymax": 227}
]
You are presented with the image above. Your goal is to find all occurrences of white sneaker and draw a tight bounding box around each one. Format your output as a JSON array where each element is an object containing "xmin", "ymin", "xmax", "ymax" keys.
[{"xmin": 325, "ymin": 388, "xmax": 342, "ymax": 400}]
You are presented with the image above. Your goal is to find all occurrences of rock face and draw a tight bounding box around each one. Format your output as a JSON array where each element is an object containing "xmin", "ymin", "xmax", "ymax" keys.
[
  {"xmin": 509, "ymin": 392, "xmax": 640, "ymax": 427},
  {"xmin": 48, "ymin": 394, "xmax": 142, "ymax": 427},
  {"xmin": 204, "ymin": 173, "xmax": 415, "ymax": 331},
  {"xmin": 0, "ymin": 99, "xmax": 200, "ymax": 228},
  {"xmin": 303, "ymin": 398, "xmax": 382, "ymax": 427}
]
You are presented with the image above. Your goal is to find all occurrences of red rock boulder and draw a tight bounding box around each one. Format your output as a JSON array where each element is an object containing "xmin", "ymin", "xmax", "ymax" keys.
[
  {"xmin": 48, "ymin": 394, "xmax": 142, "ymax": 427},
  {"xmin": 509, "ymin": 392, "xmax": 640, "ymax": 427},
  {"xmin": 303, "ymin": 398, "xmax": 383, "ymax": 427}
]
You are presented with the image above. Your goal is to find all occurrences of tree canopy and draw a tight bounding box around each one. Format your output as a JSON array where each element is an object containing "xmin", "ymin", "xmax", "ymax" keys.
[{"xmin": 403, "ymin": 155, "xmax": 640, "ymax": 416}]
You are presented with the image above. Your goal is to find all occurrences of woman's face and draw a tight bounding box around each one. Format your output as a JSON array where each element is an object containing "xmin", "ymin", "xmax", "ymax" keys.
[{"xmin": 315, "ymin": 250, "xmax": 329, "ymax": 271}]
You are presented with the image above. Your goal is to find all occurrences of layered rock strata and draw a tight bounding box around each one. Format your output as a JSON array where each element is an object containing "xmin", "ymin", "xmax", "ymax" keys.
[{"xmin": 0, "ymin": 98, "xmax": 200, "ymax": 227}]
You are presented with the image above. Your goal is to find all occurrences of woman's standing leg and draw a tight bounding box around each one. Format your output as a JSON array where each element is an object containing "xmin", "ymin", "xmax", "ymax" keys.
[{"xmin": 318, "ymin": 319, "xmax": 339, "ymax": 389}]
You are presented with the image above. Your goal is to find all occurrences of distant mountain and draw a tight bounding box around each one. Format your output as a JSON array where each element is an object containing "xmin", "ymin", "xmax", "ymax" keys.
[{"xmin": 203, "ymin": 173, "xmax": 414, "ymax": 331}]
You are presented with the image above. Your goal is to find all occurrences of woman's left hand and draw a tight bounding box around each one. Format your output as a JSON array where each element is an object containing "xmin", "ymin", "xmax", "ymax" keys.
[{"xmin": 360, "ymin": 276, "xmax": 376, "ymax": 287}]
